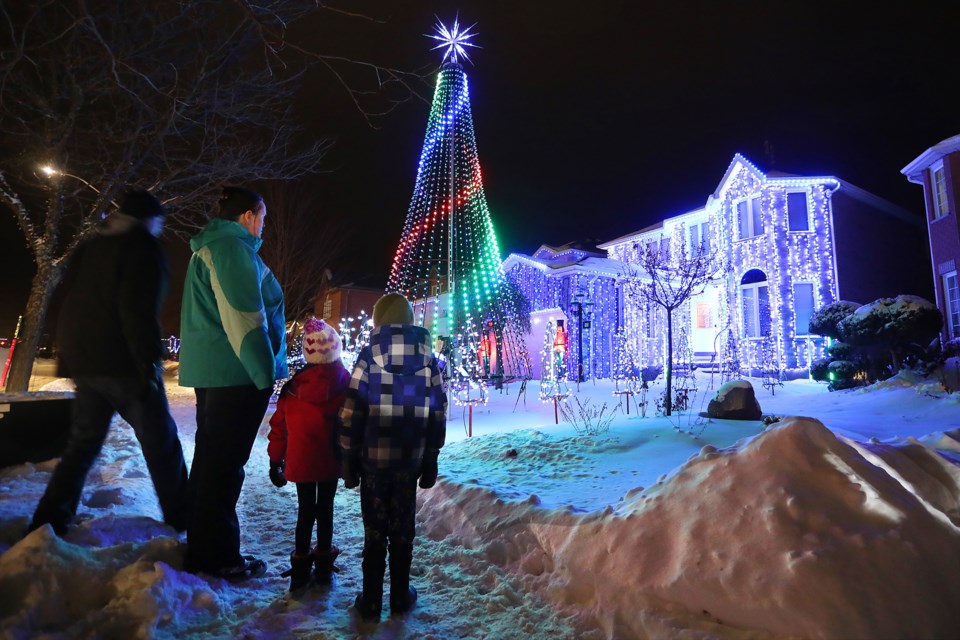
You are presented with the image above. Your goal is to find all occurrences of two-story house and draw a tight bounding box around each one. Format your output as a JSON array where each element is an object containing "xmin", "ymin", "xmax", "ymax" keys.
[
  {"xmin": 901, "ymin": 134, "xmax": 960, "ymax": 343},
  {"xmin": 508, "ymin": 154, "xmax": 930, "ymax": 380}
]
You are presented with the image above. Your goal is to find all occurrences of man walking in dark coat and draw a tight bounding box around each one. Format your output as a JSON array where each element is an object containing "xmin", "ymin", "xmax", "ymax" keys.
[{"xmin": 30, "ymin": 190, "xmax": 189, "ymax": 536}]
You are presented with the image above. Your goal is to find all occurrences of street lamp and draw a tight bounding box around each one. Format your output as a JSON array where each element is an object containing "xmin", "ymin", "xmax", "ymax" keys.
[
  {"xmin": 40, "ymin": 164, "xmax": 118, "ymax": 212},
  {"xmin": 39, "ymin": 164, "xmax": 103, "ymax": 195}
]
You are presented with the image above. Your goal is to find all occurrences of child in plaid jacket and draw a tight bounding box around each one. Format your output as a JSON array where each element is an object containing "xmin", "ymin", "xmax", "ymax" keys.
[{"xmin": 339, "ymin": 293, "xmax": 446, "ymax": 622}]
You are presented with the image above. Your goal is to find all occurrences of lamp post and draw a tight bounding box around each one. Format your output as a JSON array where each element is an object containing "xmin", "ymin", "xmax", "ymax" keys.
[{"xmin": 570, "ymin": 292, "xmax": 594, "ymax": 386}]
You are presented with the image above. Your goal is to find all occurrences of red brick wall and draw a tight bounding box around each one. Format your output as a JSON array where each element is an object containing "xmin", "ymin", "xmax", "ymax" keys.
[{"xmin": 924, "ymin": 153, "xmax": 960, "ymax": 340}]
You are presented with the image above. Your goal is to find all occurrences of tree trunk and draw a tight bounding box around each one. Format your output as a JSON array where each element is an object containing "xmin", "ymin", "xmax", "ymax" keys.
[
  {"xmin": 4, "ymin": 262, "xmax": 63, "ymax": 392},
  {"xmin": 664, "ymin": 308, "xmax": 673, "ymax": 416}
]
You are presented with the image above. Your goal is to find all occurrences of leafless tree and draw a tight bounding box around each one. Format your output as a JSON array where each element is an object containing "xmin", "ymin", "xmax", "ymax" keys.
[
  {"xmin": 0, "ymin": 1, "xmax": 425, "ymax": 391},
  {"xmin": 621, "ymin": 238, "xmax": 720, "ymax": 415},
  {"xmin": 257, "ymin": 180, "xmax": 349, "ymax": 322}
]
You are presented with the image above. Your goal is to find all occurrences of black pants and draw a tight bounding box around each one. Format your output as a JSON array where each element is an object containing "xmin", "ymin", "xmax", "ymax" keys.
[
  {"xmin": 359, "ymin": 470, "xmax": 417, "ymax": 559},
  {"xmin": 186, "ymin": 385, "xmax": 271, "ymax": 572},
  {"xmin": 294, "ymin": 480, "xmax": 337, "ymax": 554},
  {"xmin": 31, "ymin": 374, "xmax": 188, "ymax": 534}
]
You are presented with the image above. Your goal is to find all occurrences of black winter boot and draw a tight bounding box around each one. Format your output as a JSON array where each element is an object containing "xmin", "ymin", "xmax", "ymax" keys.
[
  {"xmin": 353, "ymin": 544, "xmax": 385, "ymax": 622},
  {"xmin": 311, "ymin": 544, "xmax": 341, "ymax": 585},
  {"xmin": 389, "ymin": 542, "xmax": 417, "ymax": 615},
  {"xmin": 280, "ymin": 551, "xmax": 313, "ymax": 592}
]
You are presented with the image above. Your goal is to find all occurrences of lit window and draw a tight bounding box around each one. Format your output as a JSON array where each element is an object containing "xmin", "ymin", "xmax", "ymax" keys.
[
  {"xmin": 793, "ymin": 283, "xmax": 815, "ymax": 335},
  {"xmin": 322, "ymin": 297, "xmax": 332, "ymax": 319},
  {"xmin": 932, "ymin": 163, "xmax": 949, "ymax": 220},
  {"xmin": 736, "ymin": 196, "xmax": 763, "ymax": 239},
  {"xmin": 944, "ymin": 271, "xmax": 959, "ymax": 340},
  {"xmin": 740, "ymin": 269, "xmax": 771, "ymax": 338},
  {"xmin": 689, "ymin": 221, "xmax": 711, "ymax": 255},
  {"xmin": 787, "ymin": 192, "xmax": 810, "ymax": 231}
]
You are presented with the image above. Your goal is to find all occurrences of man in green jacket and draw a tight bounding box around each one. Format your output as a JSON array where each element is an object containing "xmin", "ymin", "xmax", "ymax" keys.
[{"xmin": 179, "ymin": 185, "xmax": 287, "ymax": 581}]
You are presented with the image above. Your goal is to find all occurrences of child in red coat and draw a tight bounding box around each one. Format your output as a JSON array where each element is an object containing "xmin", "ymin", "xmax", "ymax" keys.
[{"xmin": 268, "ymin": 318, "xmax": 350, "ymax": 591}]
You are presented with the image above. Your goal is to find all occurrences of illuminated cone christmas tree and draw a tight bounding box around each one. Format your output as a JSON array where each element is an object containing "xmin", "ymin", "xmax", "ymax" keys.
[{"xmin": 387, "ymin": 18, "xmax": 530, "ymax": 385}]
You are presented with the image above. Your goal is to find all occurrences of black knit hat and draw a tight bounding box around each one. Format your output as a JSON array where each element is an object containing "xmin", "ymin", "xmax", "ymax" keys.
[{"xmin": 120, "ymin": 190, "xmax": 165, "ymax": 220}]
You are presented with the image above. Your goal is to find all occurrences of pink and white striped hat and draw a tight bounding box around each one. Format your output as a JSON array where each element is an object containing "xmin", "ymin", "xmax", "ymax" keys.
[{"xmin": 302, "ymin": 318, "xmax": 341, "ymax": 364}]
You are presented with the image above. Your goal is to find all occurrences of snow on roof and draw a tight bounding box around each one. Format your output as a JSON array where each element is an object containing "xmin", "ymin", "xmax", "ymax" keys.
[
  {"xmin": 502, "ymin": 252, "xmax": 627, "ymax": 277},
  {"xmin": 901, "ymin": 132, "xmax": 960, "ymax": 183}
]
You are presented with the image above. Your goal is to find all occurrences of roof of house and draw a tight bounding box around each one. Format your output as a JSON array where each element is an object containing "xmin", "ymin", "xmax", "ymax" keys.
[
  {"xmin": 901, "ymin": 133, "xmax": 960, "ymax": 183},
  {"xmin": 502, "ymin": 252, "xmax": 627, "ymax": 277}
]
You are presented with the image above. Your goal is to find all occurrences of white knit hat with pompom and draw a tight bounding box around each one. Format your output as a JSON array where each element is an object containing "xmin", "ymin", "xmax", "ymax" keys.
[{"xmin": 302, "ymin": 318, "xmax": 341, "ymax": 364}]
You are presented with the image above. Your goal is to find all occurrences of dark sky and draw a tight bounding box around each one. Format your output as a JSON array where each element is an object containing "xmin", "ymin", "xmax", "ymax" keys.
[
  {"xmin": 2, "ymin": 1, "xmax": 958, "ymax": 336},
  {"xmin": 302, "ymin": 1, "xmax": 957, "ymax": 273}
]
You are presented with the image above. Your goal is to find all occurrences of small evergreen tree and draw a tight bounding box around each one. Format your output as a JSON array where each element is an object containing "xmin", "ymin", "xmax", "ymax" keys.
[
  {"xmin": 809, "ymin": 301, "xmax": 862, "ymax": 339},
  {"xmin": 838, "ymin": 295, "xmax": 942, "ymax": 380}
]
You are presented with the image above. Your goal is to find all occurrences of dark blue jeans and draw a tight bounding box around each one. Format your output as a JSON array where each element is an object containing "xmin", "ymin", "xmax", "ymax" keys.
[
  {"xmin": 186, "ymin": 385, "xmax": 272, "ymax": 573},
  {"xmin": 31, "ymin": 373, "xmax": 188, "ymax": 535}
]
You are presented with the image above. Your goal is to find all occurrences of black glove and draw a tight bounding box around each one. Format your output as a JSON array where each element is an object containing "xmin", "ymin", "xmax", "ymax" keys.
[
  {"xmin": 269, "ymin": 461, "xmax": 287, "ymax": 488},
  {"xmin": 419, "ymin": 450, "xmax": 439, "ymax": 489},
  {"xmin": 341, "ymin": 454, "xmax": 360, "ymax": 489}
]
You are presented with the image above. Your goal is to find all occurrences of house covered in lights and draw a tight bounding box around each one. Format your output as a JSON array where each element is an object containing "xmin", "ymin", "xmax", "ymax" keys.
[
  {"xmin": 502, "ymin": 241, "xmax": 622, "ymax": 380},
  {"xmin": 504, "ymin": 153, "xmax": 931, "ymax": 378}
]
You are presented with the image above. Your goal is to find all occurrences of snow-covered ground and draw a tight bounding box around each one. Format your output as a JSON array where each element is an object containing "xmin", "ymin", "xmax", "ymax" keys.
[{"xmin": 1, "ymin": 368, "xmax": 959, "ymax": 639}]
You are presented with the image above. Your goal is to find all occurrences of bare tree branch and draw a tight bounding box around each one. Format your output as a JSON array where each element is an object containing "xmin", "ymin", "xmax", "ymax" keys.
[
  {"xmin": 0, "ymin": 0, "xmax": 428, "ymax": 391},
  {"xmin": 621, "ymin": 237, "xmax": 721, "ymax": 414},
  {"xmin": 257, "ymin": 179, "xmax": 351, "ymax": 321}
]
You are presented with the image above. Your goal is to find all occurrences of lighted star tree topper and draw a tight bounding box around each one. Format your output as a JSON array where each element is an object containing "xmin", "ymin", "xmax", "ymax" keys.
[{"xmin": 387, "ymin": 18, "xmax": 530, "ymax": 386}]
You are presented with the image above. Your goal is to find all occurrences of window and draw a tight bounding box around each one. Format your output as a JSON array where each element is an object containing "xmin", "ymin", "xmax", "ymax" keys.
[
  {"xmin": 736, "ymin": 196, "xmax": 763, "ymax": 239},
  {"xmin": 689, "ymin": 221, "xmax": 711, "ymax": 255},
  {"xmin": 787, "ymin": 192, "xmax": 810, "ymax": 231},
  {"xmin": 793, "ymin": 283, "xmax": 815, "ymax": 336},
  {"xmin": 696, "ymin": 303, "xmax": 712, "ymax": 329},
  {"xmin": 944, "ymin": 271, "xmax": 959, "ymax": 340},
  {"xmin": 932, "ymin": 163, "xmax": 949, "ymax": 220},
  {"xmin": 741, "ymin": 269, "xmax": 771, "ymax": 338},
  {"xmin": 659, "ymin": 237, "xmax": 671, "ymax": 261},
  {"xmin": 322, "ymin": 297, "xmax": 332, "ymax": 319}
]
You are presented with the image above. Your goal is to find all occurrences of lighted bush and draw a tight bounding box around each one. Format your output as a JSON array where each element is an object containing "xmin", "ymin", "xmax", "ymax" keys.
[
  {"xmin": 838, "ymin": 295, "xmax": 942, "ymax": 380},
  {"xmin": 810, "ymin": 357, "xmax": 831, "ymax": 382},
  {"xmin": 827, "ymin": 359, "xmax": 859, "ymax": 391}
]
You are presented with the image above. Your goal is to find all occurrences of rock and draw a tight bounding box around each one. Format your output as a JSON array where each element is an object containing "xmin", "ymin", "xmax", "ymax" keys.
[{"xmin": 707, "ymin": 380, "xmax": 762, "ymax": 420}]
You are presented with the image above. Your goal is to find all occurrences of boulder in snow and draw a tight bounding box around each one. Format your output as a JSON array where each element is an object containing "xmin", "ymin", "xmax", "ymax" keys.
[{"xmin": 707, "ymin": 380, "xmax": 762, "ymax": 420}]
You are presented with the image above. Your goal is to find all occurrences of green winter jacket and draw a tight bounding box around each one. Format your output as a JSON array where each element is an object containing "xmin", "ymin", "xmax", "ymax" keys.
[{"xmin": 179, "ymin": 218, "xmax": 288, "ymax": 390}]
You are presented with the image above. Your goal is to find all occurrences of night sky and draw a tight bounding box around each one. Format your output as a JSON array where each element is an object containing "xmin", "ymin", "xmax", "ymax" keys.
[{"xmin": 2, "ymin": 1, "xmax": 958, "ymax": 336}]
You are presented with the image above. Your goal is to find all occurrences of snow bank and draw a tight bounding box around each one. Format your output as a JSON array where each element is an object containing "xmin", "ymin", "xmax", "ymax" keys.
[
  {"xmin": 0, "ymin": 523, "xmax": 219, "ymax": 639},
  {"xmin": 418, "ymin": 417, "xmax": 960, "ymax": 639}
]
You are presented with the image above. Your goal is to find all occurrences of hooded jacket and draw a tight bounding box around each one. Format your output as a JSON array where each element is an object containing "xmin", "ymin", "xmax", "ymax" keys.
[
  {"xmin": 56, "ymin": 213, "xmax": 166, "ymax": 379},
  {"xmin": 178, "ymin": 218, "xmax": 287, "ymax": 390},
  {"xmin": 268, "ymin": 361, "xmax": 350, "ymax": 482},
  {"xmin": 339, "ymin": 324, "xmax": 447, "ymax": 473}
]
